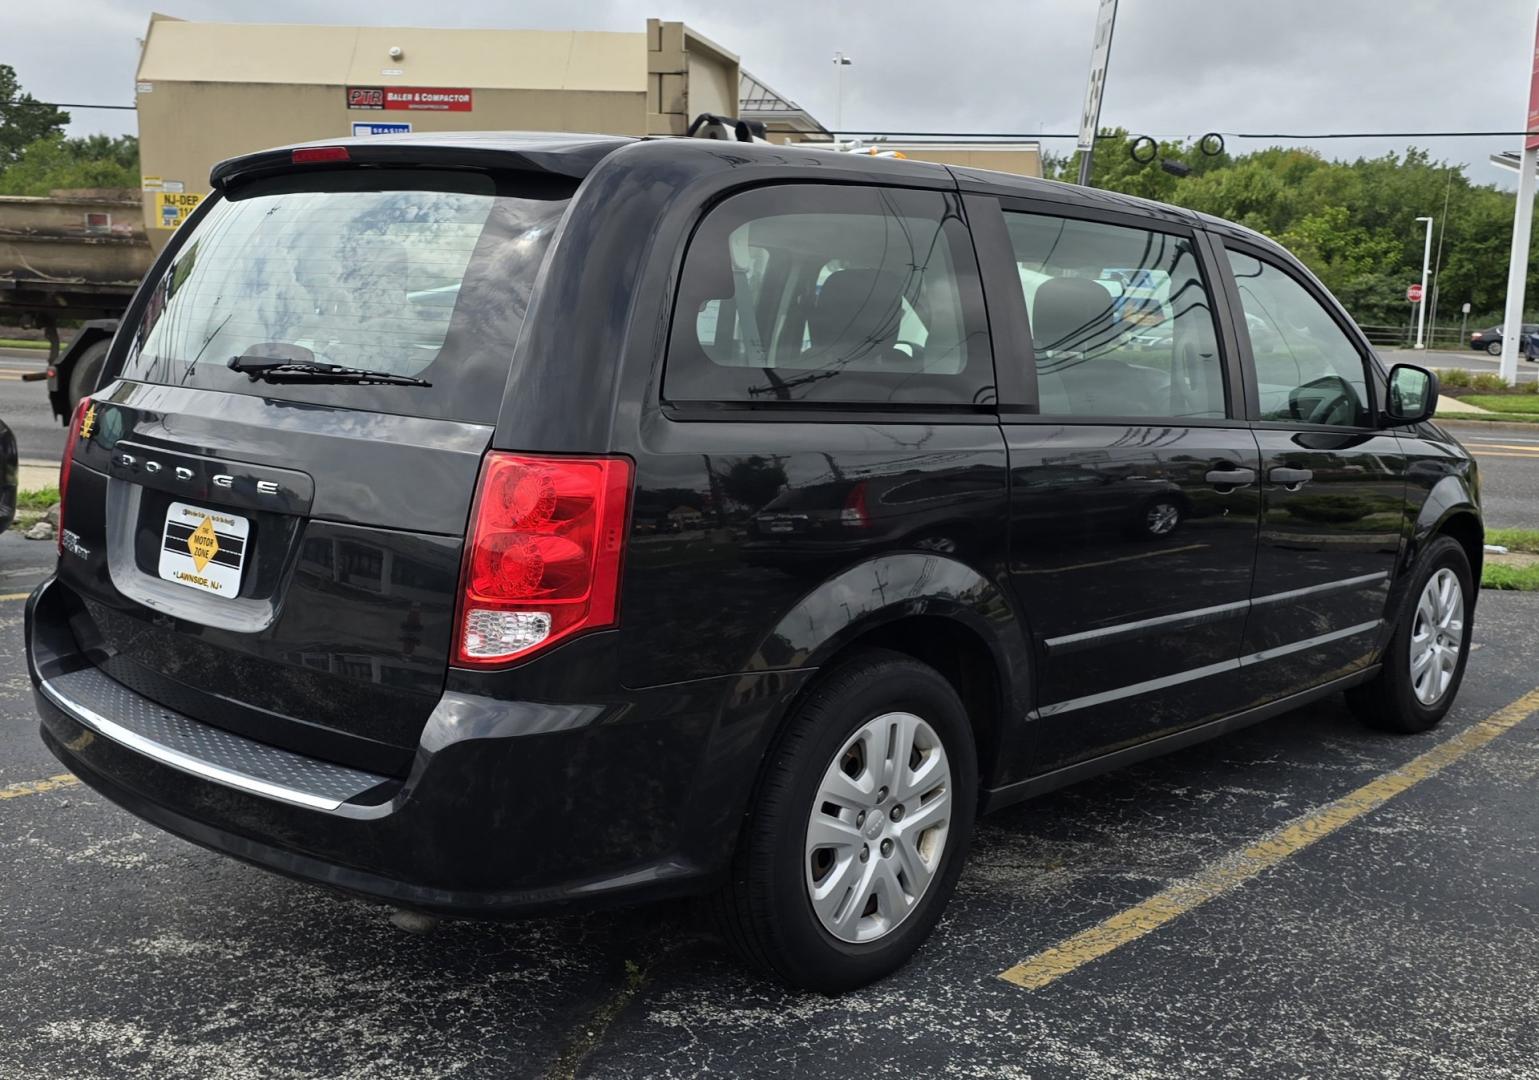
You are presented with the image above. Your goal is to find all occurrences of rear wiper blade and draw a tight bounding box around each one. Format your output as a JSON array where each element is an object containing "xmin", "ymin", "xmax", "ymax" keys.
[{"xmin": 228, "ymin": 355, "xmax": 431, "ymax": 387}]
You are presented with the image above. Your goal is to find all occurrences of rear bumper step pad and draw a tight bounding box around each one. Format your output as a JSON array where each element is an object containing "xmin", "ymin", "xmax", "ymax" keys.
[{"xmin": 39, "ymin": 666, "xmax": 388, "ymax": 811}]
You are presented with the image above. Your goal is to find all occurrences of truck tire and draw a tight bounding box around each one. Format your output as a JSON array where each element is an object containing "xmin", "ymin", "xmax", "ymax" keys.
[{"xmin": 67, "ymin": 339, "xmax": 110, "ymax": 412}]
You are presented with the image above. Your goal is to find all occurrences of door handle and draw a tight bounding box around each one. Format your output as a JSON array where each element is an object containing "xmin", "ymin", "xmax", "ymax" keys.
[
  {"xmin": 1204, "ymin": 466, "xmax": 1256, "ymax": 488},
  {"xmin": 1268, "ymin": 466, "xmax": 1314, "ymax": 489}
]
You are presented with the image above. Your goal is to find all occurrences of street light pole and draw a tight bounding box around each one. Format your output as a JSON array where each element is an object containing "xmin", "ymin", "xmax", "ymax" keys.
[
  {"xmin": 1500, "ymin": 146, "xmax": 1537, "ymax": 384},
  {"xmin": 1414, "ymin": 215, "xmax": 1433, "ymax": 349},
  {"xmin": 832, "ymin": 52, "xmax": 853, "ymax": 133}
]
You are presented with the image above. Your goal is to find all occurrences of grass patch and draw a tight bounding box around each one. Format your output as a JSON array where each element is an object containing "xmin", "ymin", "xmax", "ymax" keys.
[
  {"xmin": 1483, "ymin": 562, "xmax": 1539, "ymax": 591},
  {"xmin": 1487, "ymin": 528, "xmax": 1539, "ymax": 554},
  {"xmin": 0, "ymin": 338, "xmax": 47, "ymax": 350},
  {"xmin": 1462, "ymin": 394, "xmax": 1539, "ymax": 414},
  {"xmin": 15, "ymin": 487, "xmax": 58, "ymax": 511},
  {"xmin": 1439, "ymin": 410, "xmax": 1539, "ymax": 424}
]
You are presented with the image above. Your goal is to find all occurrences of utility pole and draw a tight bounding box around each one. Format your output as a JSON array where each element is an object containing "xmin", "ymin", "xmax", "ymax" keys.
[
  {"xmin": 1414, "ymin": 216, "xmax": 1433, "ymax": 349},
  {"xmin": 1075, "ymin": 0, "xmax": 1119, "ymax": 187}
]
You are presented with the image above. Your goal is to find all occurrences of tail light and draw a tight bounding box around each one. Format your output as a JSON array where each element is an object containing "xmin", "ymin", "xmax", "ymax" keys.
[
  {"xmin": 840, "ymin": 480, "xmax": 871, "ymax": 528},
  {"xmin": 455, "ymin": 452, "xmax": 632, "ymax": 666},
  {"xmin": 57, "ymin": 397, "xmax": 90, "ymax": 555}
]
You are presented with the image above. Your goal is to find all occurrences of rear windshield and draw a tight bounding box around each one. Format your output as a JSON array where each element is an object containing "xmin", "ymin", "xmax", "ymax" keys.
[{"xmin": 115, "ymin": 169, "xmax": 573, "ymax": 424}]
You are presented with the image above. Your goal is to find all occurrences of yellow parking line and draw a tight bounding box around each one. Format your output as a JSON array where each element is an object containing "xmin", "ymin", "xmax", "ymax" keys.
[
  {"xmin": 999, "ymin": 686, "xmax": 1539, "ymax": 991},
  {"xmin": 0, "ymin": 773, "xmax": 79, "ymax": 801},
  {"xmin": 1460, "ymin": 441, "xmax": 1539, "ymax": 452},
  {"xmin": 0, "ymin": 592, "xmax": 34, "ymax": 602},
  {"xmin": 1467, "ymin": 450, "xmax": 1539, "ymax": 459}
]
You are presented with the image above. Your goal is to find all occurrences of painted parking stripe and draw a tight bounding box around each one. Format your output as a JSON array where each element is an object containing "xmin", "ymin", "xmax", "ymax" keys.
[
  {"xmin": 0, "ymin": 592, "xmax": 35, "ymax": 602},
  {"xmin": 998, "ymin": 686, "xmax": 1539, "ymax": 991},
  {"xmin": 0, "ymin": 773, "xmax": 79, "ymax": 801}
]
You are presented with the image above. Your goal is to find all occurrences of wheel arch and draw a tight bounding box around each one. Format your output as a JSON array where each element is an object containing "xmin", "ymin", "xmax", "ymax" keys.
[
  {"xmin": 1387, "ymin": 474, "xmax": 1483, "ymax": 635},
  {"xmin": 743, "ymin": 553, "xmax": 1032, "ymax": 793},
  {"xmin": 1413, "ymin": 472, "xmax": 1483, "ymax": 585}
]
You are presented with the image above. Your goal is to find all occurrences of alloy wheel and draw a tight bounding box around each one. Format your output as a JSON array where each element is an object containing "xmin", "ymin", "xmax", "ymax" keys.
[
  {"xmin": 804, "ymin": 712, "xmax": 952, "ymax": 943},
  {"xmin": 1410, "ymin": 567, "xmax": 1464, "ymax": 706},
  {"xmin": 1146, "ymin": 502, "xmax": 1180, "ymax": 536}
]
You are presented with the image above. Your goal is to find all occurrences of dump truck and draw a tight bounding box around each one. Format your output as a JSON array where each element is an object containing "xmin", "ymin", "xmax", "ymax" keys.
[{"xmin": 0, "ymin": 188, "xmax": 154, "ymax": 420}]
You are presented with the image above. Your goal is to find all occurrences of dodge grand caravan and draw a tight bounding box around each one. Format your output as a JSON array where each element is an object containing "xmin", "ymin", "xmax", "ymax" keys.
[{"xmin": 27, "ymin": 133, "xmax": 1480, "ymax": 993}]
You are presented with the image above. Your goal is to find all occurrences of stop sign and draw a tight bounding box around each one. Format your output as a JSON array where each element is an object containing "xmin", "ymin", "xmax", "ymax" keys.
[{"xmin": 1407, "ymin": 283, "xmax": 1424, "ymax": 303}]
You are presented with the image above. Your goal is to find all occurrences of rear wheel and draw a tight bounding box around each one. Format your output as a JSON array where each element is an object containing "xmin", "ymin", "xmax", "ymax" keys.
[
  {"xmin": 1347, "ymin": 535, "xmax": 1472, "ymax": 733},
  {"xmin": 713, "ymin": 650, "xmax": 977, "ymax": 993},
  {"xmin": 67, "ymin": 339, "xmax": 109, "ymax": 412}
]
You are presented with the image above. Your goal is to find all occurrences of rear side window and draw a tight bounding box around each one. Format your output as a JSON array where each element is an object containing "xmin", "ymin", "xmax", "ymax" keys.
[
  {"xmin": 1004, "ymin": 213, "xmax": 1226, "ymax": 420},
  {"xmin": 666, "ymin": 184, "xmax": 993, "ymax": 407},
  {"xmin": 116, "ymin": 169, "xmax": 573, "ymax": 424}
]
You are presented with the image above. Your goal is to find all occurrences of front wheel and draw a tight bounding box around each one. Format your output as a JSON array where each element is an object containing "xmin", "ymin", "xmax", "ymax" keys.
[
  {"xmin": 712, "ymin": 650, "xmax": 977, "ymax": 993},
  {"xmin": 1486, "ymin": 340, "xmax": 1502, "ymax": 356},
  {"xmin": 1347, "ymin": 535, "xmax": 1473, "ymax": 733}
]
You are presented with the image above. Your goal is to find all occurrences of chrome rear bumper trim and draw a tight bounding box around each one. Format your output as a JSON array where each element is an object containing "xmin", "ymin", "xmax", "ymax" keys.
[{"xmin": 39, "ymin": 668, "xmax": 388, "ymax": 812}]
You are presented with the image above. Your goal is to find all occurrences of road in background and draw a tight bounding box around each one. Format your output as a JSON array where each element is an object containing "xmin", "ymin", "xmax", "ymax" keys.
[
  {"xmin": 0, "ymin": 348, "xmax": 64, "ymax": 466},
  {"xmin": 1445, "ymin": 421, "xmax": 1539, "ymax": 528}
]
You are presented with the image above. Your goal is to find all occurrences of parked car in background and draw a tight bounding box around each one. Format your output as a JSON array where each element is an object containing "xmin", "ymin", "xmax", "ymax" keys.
[
  {"xmin": 1469, "ymin": 324, "xmax": 1539, "ymax": 355},
  {"xmin": 28, "ymin": 133, "xmax": 1482, "ymax": 994},
  {"xmin": 0, "ymin": 417, "xmax": 15, "ymax": 532}
]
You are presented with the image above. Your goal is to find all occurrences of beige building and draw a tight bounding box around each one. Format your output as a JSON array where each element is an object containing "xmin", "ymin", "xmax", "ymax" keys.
[
  {"xmin": 134, "ymin": 14, "xmax": 1040, "ymax": 249},
  {"xmin": 133, "ymin": 14, "xmax": 740, "ymax": 247}
]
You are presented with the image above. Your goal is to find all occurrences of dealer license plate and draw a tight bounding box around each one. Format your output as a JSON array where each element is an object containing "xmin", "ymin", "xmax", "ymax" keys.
[{"xmin": 157, "ymin": 501, "xmax": 249, "ymax": 597}]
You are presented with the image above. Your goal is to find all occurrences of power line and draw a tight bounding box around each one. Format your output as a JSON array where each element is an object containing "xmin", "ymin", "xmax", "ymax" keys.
[
  {"xmin": 4, "ymin": 98, "xmax": 1538, "ymax": 139},
  {"xmin": 0, "ymin": 98, "xmax": 135, "ymax": 111},
  {"xmin": 834, "ymin": 129, "xmax": 1539, "ymax": 141}
]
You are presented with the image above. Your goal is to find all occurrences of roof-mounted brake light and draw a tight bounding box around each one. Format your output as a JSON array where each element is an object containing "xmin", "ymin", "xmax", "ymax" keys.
[{"xmin": 291, "ymin": 147, "xmax": 350, "ymax": 164}]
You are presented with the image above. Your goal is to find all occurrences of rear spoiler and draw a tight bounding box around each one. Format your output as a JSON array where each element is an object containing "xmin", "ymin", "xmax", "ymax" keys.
[{"xmin": 210, "ymin": 137, "xmax": 624, "ymax": 191}]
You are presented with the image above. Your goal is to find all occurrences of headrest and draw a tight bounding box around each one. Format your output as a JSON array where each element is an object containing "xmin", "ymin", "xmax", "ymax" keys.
[
  {"xmin": 809, "ymin": 269, "xmax": 908, "ymax": 353},
  {"xmin": 1032, "ymin": 276, "xmax": 1118, "ymax": 353}
]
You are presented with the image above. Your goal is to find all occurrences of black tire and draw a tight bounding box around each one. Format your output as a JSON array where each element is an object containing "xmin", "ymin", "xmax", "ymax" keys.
[
  {"xmin": 1486, "ymin": 340, "xmax": 1502, "ymax": 356},
  {"xmin": 712, "ymin": 649, "xmax": 977, "ymax": 993},
  {"xmin": 67, "ymin": 339, "xmax": 109, "ymax": 411},
  {"xmin": 1347, "ymin": 535, "xmax": 1473, "ymax": 733}
]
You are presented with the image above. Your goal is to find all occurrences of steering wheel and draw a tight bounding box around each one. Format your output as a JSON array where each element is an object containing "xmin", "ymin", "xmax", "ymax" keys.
[{"xmin": 1302, "ymin": 391, "xmax": 1352, "ymax": 426}]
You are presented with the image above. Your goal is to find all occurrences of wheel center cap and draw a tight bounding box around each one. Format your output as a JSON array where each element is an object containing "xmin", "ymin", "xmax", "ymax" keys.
[{"xmin": 863, "ymin": 809, "xmax": 886, "ymax": 839}]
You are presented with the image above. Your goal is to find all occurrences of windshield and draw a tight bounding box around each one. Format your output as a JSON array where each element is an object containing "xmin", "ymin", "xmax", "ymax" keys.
[{"xmin": 117, "ymin": 169, "xmax": 573, "ymax": 423}]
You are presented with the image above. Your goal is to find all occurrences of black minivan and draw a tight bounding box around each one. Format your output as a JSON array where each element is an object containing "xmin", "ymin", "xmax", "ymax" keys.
[{"xmin": 28, "ymin": 132, "xmax": 1480, "ymax": 993}]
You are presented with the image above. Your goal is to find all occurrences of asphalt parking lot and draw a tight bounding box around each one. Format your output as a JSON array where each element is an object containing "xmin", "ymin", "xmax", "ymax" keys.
[{"xmin": 3, "ymin": 524, "xmax": 1539, "ymax": 1078}]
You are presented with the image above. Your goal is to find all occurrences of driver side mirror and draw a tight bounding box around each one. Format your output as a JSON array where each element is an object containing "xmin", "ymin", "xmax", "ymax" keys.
[{"xmin": 1383, "ymin": 364, "xmax": 1439, "ymax": 426}]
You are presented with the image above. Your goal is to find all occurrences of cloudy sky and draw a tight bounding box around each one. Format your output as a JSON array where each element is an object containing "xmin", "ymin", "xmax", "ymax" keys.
[{"xmin": 6, "ymin": 0, "xmax": 1539, "ymax": 182}]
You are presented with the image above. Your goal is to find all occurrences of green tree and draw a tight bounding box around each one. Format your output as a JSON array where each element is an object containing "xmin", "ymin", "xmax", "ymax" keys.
[
  {"xmin": 0, "ymin": 133, "xmax": 140, "ymax": 196},
  {"xmin": 0, "ymin": 64, "xmax": 69, "ymax": 172},
  {"xmin": 1054, "ymin": 131, "xmax": 1539, "ymax": 331}
]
